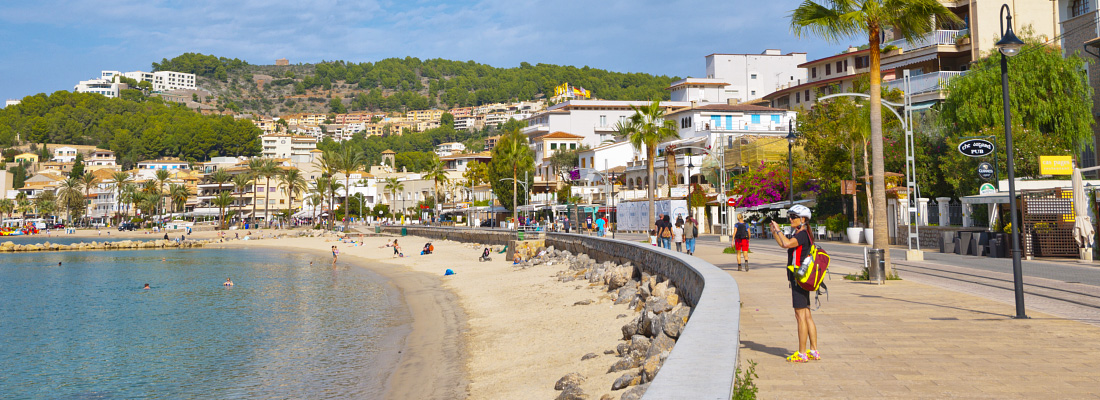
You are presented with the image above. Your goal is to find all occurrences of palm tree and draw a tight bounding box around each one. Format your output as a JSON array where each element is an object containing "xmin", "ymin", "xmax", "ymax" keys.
[
  {"xmin": 110, "ymin": 171, "xmax": 132, "ymax": 226},
  {"xmin": 0, "ymin": 198, "xmax": 14, "ymax": 221},
  {"xmin": 154, "ymin": 169, "xmax": 171, "ymax": 220},
  {"xmin": 493, "ymin": 129, "xmax": 534, "ymax": 227},
  {"xmin": 58, "ymin": 177, "xmax": 84, "ymax": 225},
  {"xmin": 80, "ymin": 173, "xmax": 100, "ymax": 227},
  {"xmin": 169, "ymin": 184, "xmax": 192, "ymax": 213},
  {"xmin": 279, "ymin": 168, "xmax": 308, "ymax": 226},
  {"xmin": 35, "ymin": 191, "xmax": 58, "ymax": 222},
  {"xmin": 423, "ymin": 158, "xmax": 449, "ymax": 223},
  {"xmin": 212, "ymin": 191, "xmax": 235, "ymax": 230},
  {"xmin": 232, "ymin": 173, "xmax": 252, "ymax": 229},
  {"xmin": 383, "ymin": 177, "xmax": 405, "ymax": 223},
  {"xmin": 120, "ymin": 183, "xmax": 137, "ymax": 223},
  {"xmin": 621, "ymin": 100, "xmax": 679, "ymax": 231},
  {"xmin": 247, "ymin": 158, "xmax": 265, "ymax": 227},
  {"xmin": 791, "ymin": 0, "xmax": 960, "ymax": 272},
  {"xmin": 329, "ymin": 146, "xmax": 364, "ymax": 232},
  {"xmin": 308, "ymin": 193, "xmax": 323, "ymax": 224},
  {"xmin": 259, "ymin": 159, "xmax": 281, "ymax": 227}
]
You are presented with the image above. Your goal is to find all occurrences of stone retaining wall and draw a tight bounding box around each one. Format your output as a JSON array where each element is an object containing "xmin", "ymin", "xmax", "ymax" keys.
[{"xmin": 381, "ymin": 225, "xmax": 741, "ymax": 399}]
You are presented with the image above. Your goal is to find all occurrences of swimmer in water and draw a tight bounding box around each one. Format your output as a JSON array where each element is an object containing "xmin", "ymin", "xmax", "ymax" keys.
[
  {"xmin": 224, "ymin": 278, "xmax": 234, "ymax": 286},
  {"xmin": 143, "ymin": 283, "xmax": 150, "ymax": 290},
  {"xmin": 58, "ymin": 262, "xmax": 62, "ymax": 266}
]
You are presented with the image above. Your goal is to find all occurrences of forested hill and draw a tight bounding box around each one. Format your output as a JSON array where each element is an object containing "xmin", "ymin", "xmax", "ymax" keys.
[
  {"xmin": 157, "ymin": 53, "xmax": 679, "ymax": 116},
  {"xmin": 0, "ymin": 91, "xmax": 261, "ymax": 167}
]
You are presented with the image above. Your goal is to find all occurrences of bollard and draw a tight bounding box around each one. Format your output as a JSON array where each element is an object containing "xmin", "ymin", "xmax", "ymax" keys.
[{"xmin": 867, "ymin": 248, "xmax": 885, "ymax": 285}]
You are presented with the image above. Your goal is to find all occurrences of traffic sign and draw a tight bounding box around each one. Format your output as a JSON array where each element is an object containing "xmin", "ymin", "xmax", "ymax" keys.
[
  {"xmin": 958, "ymin": 139, "xmax": 995, "ymax": 157},
  {"xmin": 977, "ymin": 162, "xmax": 994, "ymax": 180},
  {"xmin": 727, "ymin": 197, "xmax": 736, "ymax": 207}
]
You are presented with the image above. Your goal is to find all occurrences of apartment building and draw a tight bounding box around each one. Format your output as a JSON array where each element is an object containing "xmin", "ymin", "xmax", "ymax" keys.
[
  {"xmin": 261, "ymin": 134, "xmax": 318, "ymax": 158},
  {"xmin": 702, "ymin": 50, "xmax": 808, "ymax": 102},
  {"xmin": 764, "ymin": 46, "xmax": 881, "ymax": 109},
  {"xmin": 74, "ymin": 78, "xmax": 124, "ymax": 98},
  {"xmin": 1062, "ymin": 0, "xmax": 1100, "ymax": 163},
  {"xmin": 52, "ymin": 146, "xmax": 79, "ymax": 163},
  {"xmin": 435, "ymin": 142, "xmax": 466, "ymax": 156},
  {"xmin": 406, "ymin": 109, "xmax": 444, "ymax": 122},
  {"xmin": 440, "ymin": 151, "xmax": 492, "ymax": 172},
  {"xmin": 532, "ymin": 131, "xmax": 585, "ymax": 188},
  {"xmin": 524, "ymin": 100, "xmax": 691, "ymax": 148},
  {"xmin": 449, "ymin": 107, "xmax": 474, "ymax": 118}
]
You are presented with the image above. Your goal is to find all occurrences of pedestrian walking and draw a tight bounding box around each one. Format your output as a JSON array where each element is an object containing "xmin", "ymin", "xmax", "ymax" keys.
[
  {"xmin": 733, "ymin": 214, "xmax": 751, "ymax": 271},
  {"xmin": 656, "ymin": 215, "xmax": 673, "ymax": 249},
  {"xmin": 673, "ymin": 220, "xmax": 684, "ymax": 252},
  {"xmin": 684, "ymin": 216, "xmax": 697, "ymax": 255},
  {"xmin": 770, "ymin": 205, "xmax": 820, "ymax": 363}
]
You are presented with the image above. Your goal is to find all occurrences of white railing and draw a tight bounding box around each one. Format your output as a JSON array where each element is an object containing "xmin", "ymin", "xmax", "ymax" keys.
[
  {"xmin": 884, "ymin": 71, "xmax": 966, "ymax": 95},
  {"xmin": 884, "ymin": 29, "xmax": 968, "ymax": 52}
]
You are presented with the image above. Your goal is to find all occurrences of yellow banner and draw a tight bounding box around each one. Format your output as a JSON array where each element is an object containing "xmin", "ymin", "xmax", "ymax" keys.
[{"xmin": 1039, "ymin": 155, "xmax": 1073, "ymax": 175}]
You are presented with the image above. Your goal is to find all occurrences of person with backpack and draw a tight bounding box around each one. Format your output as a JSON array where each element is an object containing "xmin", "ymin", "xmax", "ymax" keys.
[
  {"xmin": 684, "ymin": 216, "xmax": 697, "ymax": 255},
  {"xmin": 732, "ymin": 214, "xmax": 751, "ymax": 270},
  {"xmin": 770, "ymin": 204, "xmax": 820, "ymax": 363}
]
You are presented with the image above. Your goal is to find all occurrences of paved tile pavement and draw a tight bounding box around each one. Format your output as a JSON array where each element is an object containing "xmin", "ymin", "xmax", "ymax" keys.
[{"xmin": 681, "ymin": 238, "xmax": 1100, "ymax": 399}]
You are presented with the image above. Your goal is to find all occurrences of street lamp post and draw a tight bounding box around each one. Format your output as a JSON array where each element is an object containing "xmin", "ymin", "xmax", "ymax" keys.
[
  {"xmin": 996, "ymin": 3, "xmax": 1027, "ymax": 319},
  {"xmin": 787, "ymin": 120, "xmax": 798, "ymax": 206}
]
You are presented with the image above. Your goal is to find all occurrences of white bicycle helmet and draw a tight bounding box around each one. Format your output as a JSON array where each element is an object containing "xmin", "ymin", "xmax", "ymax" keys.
[{"xmin": 787, "ymin": 204, "xmax": 812, "ymax": 219}]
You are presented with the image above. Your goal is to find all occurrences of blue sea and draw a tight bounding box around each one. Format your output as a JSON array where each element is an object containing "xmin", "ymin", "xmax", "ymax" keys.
[{"xmin": 0, "ymin": 248, "xmax": 407, "ymax": 399}]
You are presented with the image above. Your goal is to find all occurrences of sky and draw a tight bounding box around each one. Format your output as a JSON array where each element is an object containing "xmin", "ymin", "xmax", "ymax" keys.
[{"xmin": 0, "ymin": 0, "xmax": 854, "ymax": 105}]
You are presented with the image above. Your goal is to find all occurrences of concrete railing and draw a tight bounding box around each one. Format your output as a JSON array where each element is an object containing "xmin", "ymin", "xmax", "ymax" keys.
[{"xmin": 379, "ymin": 225, "xmax": 742, "ymax": 399}]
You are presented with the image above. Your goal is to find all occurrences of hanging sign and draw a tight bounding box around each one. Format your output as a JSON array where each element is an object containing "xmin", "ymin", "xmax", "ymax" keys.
[
  {"xmin": 1039, "ymin": 155, "xmax": 1073, "ymax": 175},
  {"xmin": 957, "ymin": 139, "xmax": 995, "ymax": 157},
  {"xmin": 840, "ymin": 180, "xmax": 857, "ymax": 195},
  {"xmin": 977, "ymin": 162, "xmax": 994, "ymax": 180}
]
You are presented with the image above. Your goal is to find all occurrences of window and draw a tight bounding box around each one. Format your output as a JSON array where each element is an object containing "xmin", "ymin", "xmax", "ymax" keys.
[
  {"xmin": 1073, "ymin": 0, "xmax": 1090, "ymax": 17},
  {"xmin": 750, "ymin": 90, "xmax": 756, "ymax": 96},
  {"xmin": 805, "ymin": 90, "xmax": 810, "ymax": 101},
  {"xmin": 825, "ymin": 64, "xmax": 831, "ymax": 75},
  {"xmin": 811, "ymin": 67, "xmax": 817, "ymax": 78},
  {"xmin": 751, "ymin": 115, "xmax": 761, "ymax": 124},
  {"xmin": 796, "ymin": 92, "xmax": 801, "ymax": 103},
  {"xmin": 570, "ymin": 143, "xmax": 576, "ymax": 150},
  {"xmin": 855, "ymin": 56, "xmax": 868, "ymax": 69},
  {"xmin": 550, "ymin": 143, "xmax": 557, "ymax": 150},
  {"xmin": 771, "ymin": 115, "xmax": 781, "ymax": 124},
  {"xmin": 844, "ymin": 59, "xmax": 849, "ymax": 71},
  {"xmin": 836, "ymin": 61, "xmax": 843, "ymax": 72},
  {"xmin": 599, "ymin": 115, "xmax": 607, "ymax": 126},
  {"xmin": 750, "ymin": 74, "xmax": 757, "ymax": 79}
]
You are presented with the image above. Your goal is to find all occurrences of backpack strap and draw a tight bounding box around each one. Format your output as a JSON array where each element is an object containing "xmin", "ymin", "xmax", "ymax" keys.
[{"xmin": 812, "ymin": 282, "xmax": 828, "ymax": 311}]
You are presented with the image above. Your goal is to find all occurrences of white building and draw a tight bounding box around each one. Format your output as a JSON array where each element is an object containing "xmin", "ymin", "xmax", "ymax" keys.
[
  {"xmin": 52, "ymin": 146, "xmax": 79, "ymax": 163},
  {"xmin": 524, "ymin": 100, "xmax": 692, "ymax": 148},
  {"xmin": 74, "ymin": 78, "xmax": 124, "ymax": 98},
  {"xmin": 261, "ymin": 134, "xmax": 318, "ymax": 158},
  {"xmin": 4, "ymin": 99, "xmax": 20, "ymax": 108},
  {"xmin": 435, "ymin": 142, "xmax": 466, "ymax": 156},
  {"xmin": 101, "ymin": 70, "xmax": 196, "ymax": 92},
  {"xmin": 701, "ymin": 50, "xmax": 808, "ymax": 102}
]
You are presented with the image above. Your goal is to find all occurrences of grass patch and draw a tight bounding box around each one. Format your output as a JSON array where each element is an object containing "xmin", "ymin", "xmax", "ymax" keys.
[
  {"xmin": 732, "ymin": 360, "xmax": 759, "ymax": 400},
  {"xmin": 723, "ymin": 246, "xmax": 736, "ymax": 254},
  {"xmin": 844, "ymin": 267, "xmax": 902, "ymax": 281}
]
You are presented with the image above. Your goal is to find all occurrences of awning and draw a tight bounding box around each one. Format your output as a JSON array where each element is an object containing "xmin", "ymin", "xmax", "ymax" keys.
[
  {"xmin": 961, "ymin": 192, "xmax": 1011, "ymax": 205},
  {"xmin": 881, "ymin": 53, "xmax": 937, "ymax": 70}
]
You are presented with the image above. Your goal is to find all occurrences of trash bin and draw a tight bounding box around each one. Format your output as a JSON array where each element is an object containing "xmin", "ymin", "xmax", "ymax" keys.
[
  {"xmin": 375, "ymin": 226, "xmax": 381, "ymax": 234},
  {"xmin": 517, "ymin": 230, "xmax": 525, "ymax": 241},
  {"xmin": 867, "ymin": 248, "xmax": 885, "ymax": 285},
  {"xmin": 401, "ymin": 227, "xmax": 407, "ymax": 236}
]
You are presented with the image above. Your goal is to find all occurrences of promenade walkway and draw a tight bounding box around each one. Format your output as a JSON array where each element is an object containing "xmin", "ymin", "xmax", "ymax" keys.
[{"xmin": 675, "ymin": 236, "xmax": 1100, "ymax": 398}]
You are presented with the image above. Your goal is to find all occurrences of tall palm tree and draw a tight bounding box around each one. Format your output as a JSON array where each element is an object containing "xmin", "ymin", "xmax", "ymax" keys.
[
  {"xmin": 423, "ymin": 158, "xmax": 449, "ymax": 222},
  {"xmin": 308, "ymin": 193, "xmax": 323, "ymax": 224},
  {"xmin": 383, "ymin": 177, "xmax": 404, "ymax": 222},
  {"xmin": 154, "ymin": 169, "xmax": 171, "ymax": 220},
  {"xmin": 120, "ymin": 183, "xmax": 137, "ymax": 222},
  {"xmin": 493, "ymin": 129, "xmax": 534, "ymax": 227},
  {"xmin": 169, "ymin": 184, "xmax": 192, "ymax": 213},
  {"xmin": 212, "ymin": 191, "xmax": 235, "ymax": 230},
  {"xmin": 58, "ymin": 177, "xmax": 84, "ymax": 225},
  {"xmin": 80, "ymin": 173, "xmax": 100, "ymax": 227},
  {"xmin": 232, "ymin": 173, "xmax": 252, "ymax": 228},
  {"xmin": 279, "ymin": 168, "xmax": 308, "ymax": 226},
  {"xmin": 110, "ymin": 171, "xmax": 132, "ymax": 226},
  {"xmin": 791, "ymin": 0, "xmax": 960, "ymax": 272},
  {"xmin": 621, "ymin": 100, "xmax": 679, "ymax": 230},
  {"xmin": 35, "ymin": 191, "xmax": 58, "ymax": 222},
  {"xmin": 263, "ymin": 159, "xmax": 283, "ymax": 227},
  {"xmin": 329, "ymin": 146, "xmax": 364, "ymax": 232},
  {"xmin": 247, "ymin": 158, "xmax": 265, "ymax": 227}
]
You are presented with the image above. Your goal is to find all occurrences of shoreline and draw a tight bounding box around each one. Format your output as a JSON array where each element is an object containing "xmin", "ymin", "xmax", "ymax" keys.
[{"xmin": 218, "ymin": 236, "xmax": 470, "ymax": 400}]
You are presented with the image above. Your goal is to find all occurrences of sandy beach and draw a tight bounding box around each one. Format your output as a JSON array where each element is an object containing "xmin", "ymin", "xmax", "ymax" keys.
[{"xmin": 221, "ymin": 231, "xmax": 637, "ymax": 399}]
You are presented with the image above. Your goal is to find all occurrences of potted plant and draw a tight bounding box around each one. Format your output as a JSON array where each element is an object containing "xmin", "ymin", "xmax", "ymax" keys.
[
  {"xmin": 825, "ymin": 214, "xmax": 848, "ymax": 240},
  {"xmin": 955, "ymin": 32, "xmax": 971, "ymax": 46},
  {"xmin": 864, "ymin": 228, "xmax": 874, "ymax": 246},
  {"xmin": 847, "ymin": 224, "xmax": 864, "ymax": 244}
]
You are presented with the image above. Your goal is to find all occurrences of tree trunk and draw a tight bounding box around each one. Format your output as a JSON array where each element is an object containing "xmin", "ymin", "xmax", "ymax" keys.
[
  {"xmin": 250, "ymin": 179, "xmax": 257, "ymax": 229},
  {"xmin": 647, "ymin": 144, "xmax": 656, "ymax": 232},
  {"xmin": 869, "ymin": 26, "xmax": 892, "ymax": 274},
  {"xmin": 343, "ymin": 175, "xmax": 351, "ymax": 232},
  {"xmin": 512, "ymin": 166, "xmax": 518, "ymax": 229},
  {"xmin": 849, "ymin": 145, "xmax": 858, "ymax": 226},
  {"xmin": 863, "ymin": 139, "xmax": 874, "ymax": 228}
]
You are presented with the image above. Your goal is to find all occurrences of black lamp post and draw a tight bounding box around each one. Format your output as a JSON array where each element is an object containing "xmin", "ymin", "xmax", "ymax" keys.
[
  {"xmin": 787, "ymin": 119, "xmax": 798, "ymax": 206},
  {"xmin": 996, "ymin": 3, "xmax": 1027, "ymax": 319}
]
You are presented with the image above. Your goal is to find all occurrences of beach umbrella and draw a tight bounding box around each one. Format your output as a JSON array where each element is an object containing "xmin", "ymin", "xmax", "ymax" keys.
[{"xmin": 1071, "ymin": 167, "xmax": 1094, "ymax": 248}]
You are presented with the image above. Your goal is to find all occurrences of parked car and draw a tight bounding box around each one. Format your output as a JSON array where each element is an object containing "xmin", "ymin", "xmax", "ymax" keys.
[
  {"xmin": 52, "ymin": 223, "xmax": 65, "ymax": 229},
  {"xmin": 479, "ymin": 219, "xmax": 496, "ymax": 228},
  {"xmin": 118, "ymin": 222, "xmax": 136, "ymax": 231}
]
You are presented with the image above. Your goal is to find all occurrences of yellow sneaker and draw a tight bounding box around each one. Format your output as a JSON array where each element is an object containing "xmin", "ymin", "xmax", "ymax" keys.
[
  {"xmin": 807, "ymin": 350, "xmax": 821, "ymax": 361},
  {"xmin": 786, "ymin": 352, "xmax": 808, "ymax": 363}
]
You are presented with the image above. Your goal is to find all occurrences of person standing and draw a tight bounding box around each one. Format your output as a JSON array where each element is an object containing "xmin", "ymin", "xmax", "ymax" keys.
[
  {"xmin": 331, "ymin": 245, "xmax": 339, "ymax": 265},
  {"xmin": 770, "ymin": 205, "xmax": 819, "ymax": 363},
  {"xmin": 595, "ymin": 215, "xmax": 606, "ymax": 237},
  {"xmin": 684, "ymin": 216, "xmax": 697, "ymax": 255},
  {"xmin": 732, "ymin": 214, "xmax": 751, "ymax": 271},
  {"xmin": 672, "ymin": 220, "xmax": 685, "ymax": 252},
  {"xmin": 656, "ymin": 215, "xmax": 673, "ymax": 249}
]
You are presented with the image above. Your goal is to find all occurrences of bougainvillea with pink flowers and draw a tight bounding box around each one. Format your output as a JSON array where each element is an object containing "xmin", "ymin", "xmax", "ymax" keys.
[{"xmin": 727, "ymin": 162, "xmax": 817, "ymax": 208}]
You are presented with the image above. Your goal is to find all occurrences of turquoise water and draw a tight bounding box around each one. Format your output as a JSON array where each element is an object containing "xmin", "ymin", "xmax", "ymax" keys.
[{"xmin": 0, "ymin": 248, "xmax": 407, "ymax": 399}]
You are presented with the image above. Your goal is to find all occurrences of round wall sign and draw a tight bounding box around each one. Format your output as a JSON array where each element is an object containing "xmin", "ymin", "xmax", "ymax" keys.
[{"xmin": 977, "ymin": 162, "xmax": 994, "ymax": 180}]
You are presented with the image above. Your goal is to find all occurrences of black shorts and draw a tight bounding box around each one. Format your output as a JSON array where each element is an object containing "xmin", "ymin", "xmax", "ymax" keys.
[{"xmin": 791, "ymin": 284, "xmax": 811, "ymax": 309}]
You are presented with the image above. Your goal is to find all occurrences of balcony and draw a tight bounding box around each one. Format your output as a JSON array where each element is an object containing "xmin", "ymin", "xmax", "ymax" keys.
[
  {"xmin": 883, "ymin": 29, "xmax": 968, "ymax": 53},
  {"xmin": 883, "ymin": 71, "xmax": 966, "ymax": 96},
  {"xmin": 521, "ymin": 124, "xmax": 549, "ymax": 135}
]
